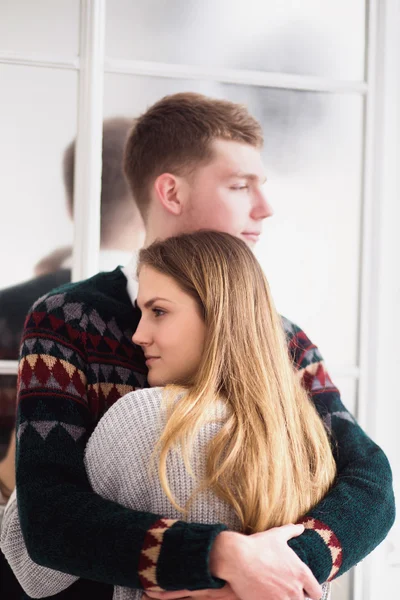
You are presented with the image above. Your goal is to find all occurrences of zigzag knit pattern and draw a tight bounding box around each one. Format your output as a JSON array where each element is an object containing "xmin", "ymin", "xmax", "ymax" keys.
[
  {"xmin": 18, "ymin": 287, "xmax": 146, "ymax": 423},
  {"xmin": 138, "ymin": 518, "xmax": 179, "ymax": 591},
  {"xmin": 10, "ymin": 269, "xmax": 395, "ymax": 597},
  {"xmin": 298, "ymin": 518, "xmax": 343, "ymax": 581}
]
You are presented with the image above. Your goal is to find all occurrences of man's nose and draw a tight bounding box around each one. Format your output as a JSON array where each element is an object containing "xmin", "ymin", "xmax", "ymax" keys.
[{"xmin": 252, "ymin": 189, "xmax": 274, "ymax": 220}]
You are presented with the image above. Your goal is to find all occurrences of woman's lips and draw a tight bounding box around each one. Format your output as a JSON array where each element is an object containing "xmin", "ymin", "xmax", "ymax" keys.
[{"xmin": 145, "ymin": 357, "xmax": 160, "ymax": 365}]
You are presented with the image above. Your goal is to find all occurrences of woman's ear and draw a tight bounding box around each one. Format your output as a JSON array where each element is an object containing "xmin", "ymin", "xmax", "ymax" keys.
[{"xmin": 153, "ymin": 173, "xmax": 184, "ymax": 216}]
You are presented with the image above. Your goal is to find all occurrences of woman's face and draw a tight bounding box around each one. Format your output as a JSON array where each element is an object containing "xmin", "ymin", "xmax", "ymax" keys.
[{"xmin": 132, "ymin": 266, "xmax": 206, "ymax": 386}]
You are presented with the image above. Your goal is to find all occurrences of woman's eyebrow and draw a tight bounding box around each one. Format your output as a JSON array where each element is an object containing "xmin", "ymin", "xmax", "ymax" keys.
[{"xmin": 137, "ymin": 297, "xmax": 174, "ymax": 310}]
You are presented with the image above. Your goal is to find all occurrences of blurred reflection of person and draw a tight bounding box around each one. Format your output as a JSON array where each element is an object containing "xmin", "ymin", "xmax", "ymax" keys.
[{"xmin": 0, "ymin": 117, "xmax": 144, "ymax": 599}]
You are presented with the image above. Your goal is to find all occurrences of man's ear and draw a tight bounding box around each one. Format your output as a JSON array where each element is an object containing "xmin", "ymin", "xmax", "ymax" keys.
[{"xmin": 153, "ymin": 173, "xmax": 184, "ymax": 216}]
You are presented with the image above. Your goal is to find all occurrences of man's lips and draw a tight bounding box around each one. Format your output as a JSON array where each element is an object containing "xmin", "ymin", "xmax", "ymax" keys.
[{"xmin": 242, "ymin": 232, "xmax": 261, "ymax": 242}]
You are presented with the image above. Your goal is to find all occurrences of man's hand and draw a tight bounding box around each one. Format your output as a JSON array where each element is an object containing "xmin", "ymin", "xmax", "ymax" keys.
[
  {"xmin": 143, "ymin": 584, "xmax": 238, "ymax": 599},
  {"xmin": 209, "ymin": 524, "xmax": 323, "ymax": 600}
]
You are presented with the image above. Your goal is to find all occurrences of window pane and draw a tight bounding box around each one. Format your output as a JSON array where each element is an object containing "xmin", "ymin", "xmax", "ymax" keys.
[
  {"xmin": 332, "ymin": 569, "xmax": 353, "ymax": 600},
  {"xmin": 0, "ymin": 64, "xmax": 77, "ymax": 457},
  {"xmin": 0, "ymin": 64, "xmax": 76, "ymax": 289},
  {"xmin": 105, "ymin": 74, "xmax": 363, "ymax": 369},
  {"xmin": 98, "ymin": 117, "xmax": 145, "ymax": 271},
  {"xmin": 0, "ymin": 0, "xmax": 80, "ymax": 57},
  {"xmin": 0, "ymin": 67, "xmax": 78, "ymax": 463},
  {"xmin": 106, "ymin": 0, "xmax": 365, "ymax": 80},
  {"xmin": 249, "ymin": 89, "xmax": 363, "ymax": 370}
]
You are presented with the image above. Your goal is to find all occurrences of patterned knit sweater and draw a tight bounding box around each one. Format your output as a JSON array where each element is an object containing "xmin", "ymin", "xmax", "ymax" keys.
[
  {"xmin": 1, "ymin": 387, "xmax": 330, "ymax": 600},
  {"xmin": 1, "ymin": 267, "xmax": 395, "ymax": 599}
]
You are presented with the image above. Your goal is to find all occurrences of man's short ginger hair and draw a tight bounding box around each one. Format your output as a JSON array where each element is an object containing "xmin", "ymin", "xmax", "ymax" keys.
[{"xmin": 123, "ymin": 92, "xmax": 264, "ymax": 219}]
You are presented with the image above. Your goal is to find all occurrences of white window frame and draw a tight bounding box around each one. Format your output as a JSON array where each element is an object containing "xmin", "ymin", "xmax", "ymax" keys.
[{"xmin": 354, "ymin": 2, "xmax": 400, "ymax": 599}]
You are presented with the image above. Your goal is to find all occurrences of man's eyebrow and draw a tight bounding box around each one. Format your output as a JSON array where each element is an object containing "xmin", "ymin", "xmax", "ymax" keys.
[
  {"xmin": 136, "ymin": 297, "xmax": 173, "ymax": 309},
  {"xmin": 230, "ymin": 171, "xmax": 267, "ymax": 184}
]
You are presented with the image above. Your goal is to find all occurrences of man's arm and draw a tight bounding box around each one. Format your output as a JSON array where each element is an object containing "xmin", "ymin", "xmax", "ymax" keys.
[
  {"xmin": 13, "ymin": 296, "xmax": 227, "ymax": 592},
  {"xmin": 9, "ymin": 296, "xmax": 395, "ymax": 593},
  {"xmin": 282, "ymin": 317, "xmax": 396, "ymax": 582},
  {"xmin": 168, "ymin": 320, "xmax": 395, "ymax": 598},
  {"xmin": 0, "ymin": 489, "xmax": 79, "ymax": 598}
]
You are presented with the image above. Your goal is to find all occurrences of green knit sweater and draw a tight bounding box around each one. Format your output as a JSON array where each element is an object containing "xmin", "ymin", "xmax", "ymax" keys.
[{"xmin": 12, "ymin": 268, "xmax": 395, "ymax": 598}]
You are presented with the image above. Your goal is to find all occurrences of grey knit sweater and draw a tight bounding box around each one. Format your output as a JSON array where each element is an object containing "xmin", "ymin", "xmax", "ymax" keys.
[
  {"xmin": 1, "ymin": 387, "xmax": 329, "ymax": 600},
  {"xmin": 88, "ymin": 387, "xmax": 242, "ymax": 600}
]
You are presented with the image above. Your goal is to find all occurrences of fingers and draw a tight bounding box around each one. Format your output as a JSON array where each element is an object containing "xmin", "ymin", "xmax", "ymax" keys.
[
  {"xmin": 144, "ymin": 591, "xmax": 191, "ymax": 599},
  {"xmin": 278, "ymin": 522, "xmax": 305, "ymax": 540},
  {"xmin": 302, "ymin": 566, "xmax": 323, "ymax": 600},
  {"xmin": 143, "ymin": 587, "xmax": 237, "ymax": 599},
  {"xmin": 303, "ymin": 584, "xmax": 324, "ymax": 600}
]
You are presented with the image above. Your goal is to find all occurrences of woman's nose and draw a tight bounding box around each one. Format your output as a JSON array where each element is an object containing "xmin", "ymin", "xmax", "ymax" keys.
[{"xmin": 132, "ymin": 321, "xmax": 150, "ymax": 346}]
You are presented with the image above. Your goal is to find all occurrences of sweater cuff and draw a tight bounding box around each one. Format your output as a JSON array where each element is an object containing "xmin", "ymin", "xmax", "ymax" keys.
[
  {"xmin": 142, "ymin": 519, "xmax": 228, "ymax": 591},
  {"xmin": 288, "ymin": 518, "xmax": 343, "ymax": 583}
]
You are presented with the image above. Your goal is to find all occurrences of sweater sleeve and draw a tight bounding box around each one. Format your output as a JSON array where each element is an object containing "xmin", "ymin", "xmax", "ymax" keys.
[
  {"xmin": 0, "ymin": 489, "xmax": 79, "ymax": 598},
  {"xmin": 282, "ymin": 318, "xmax": 396, "ymax": 583},
  {"xmin": 13, "ymin": 296, "xmax": 227, "ymax": 592}
]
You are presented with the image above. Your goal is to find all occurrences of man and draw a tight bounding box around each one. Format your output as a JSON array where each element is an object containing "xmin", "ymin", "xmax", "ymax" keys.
[{"xmin": 1, "ymin": 93, "xmax": 395, "ymax": 600}]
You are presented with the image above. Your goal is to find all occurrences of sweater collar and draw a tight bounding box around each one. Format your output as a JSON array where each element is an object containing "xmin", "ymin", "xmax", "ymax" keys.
[{"xmin": 121, "ymin": 253, "xmax": 139, "ymax": 307}]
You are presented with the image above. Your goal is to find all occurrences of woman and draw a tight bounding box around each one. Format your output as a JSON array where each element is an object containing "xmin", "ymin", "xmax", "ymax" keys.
[{"xmin": 2, "ymin": 231, "xmax": 334, "ymax": 600}]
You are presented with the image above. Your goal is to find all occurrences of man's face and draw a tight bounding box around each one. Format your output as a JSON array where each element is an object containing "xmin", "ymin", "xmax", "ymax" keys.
[{"xmin": 180, "ymin": 139, "xmax": 273, "ymax": 247}]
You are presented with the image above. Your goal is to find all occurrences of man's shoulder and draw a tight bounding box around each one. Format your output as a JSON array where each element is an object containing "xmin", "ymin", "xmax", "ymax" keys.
[
  {"xmin": 280, "ymin": 315, "xmax": 302, "ymax": 340},
  {"xmin": 280, "ymin": 315, "xmax": 324, "ymax": 367},
  {"xmin": 29, "ymin": 268, "xmax": 128, "ymax": 317}
]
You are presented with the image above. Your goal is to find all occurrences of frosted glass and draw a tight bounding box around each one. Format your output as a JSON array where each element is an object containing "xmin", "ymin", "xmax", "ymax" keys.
[
  {"xmin": 0, "ymin": 0, "xmax": 80, "ymax": 57},
  {"xmin": 0, "ymin": 64, "xmax": 77, "ymax": 288},
  {"xmin": 106, "ymin": 0, "xmax": 365, "ymax": 80},
  {"xmin": 332, "ymin": 570, "xmax": 353, "ymax": 600}
]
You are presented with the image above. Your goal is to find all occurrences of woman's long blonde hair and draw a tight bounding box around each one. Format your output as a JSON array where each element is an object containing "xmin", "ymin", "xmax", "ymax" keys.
[{"xmin": 138, "ymin": 231, "xmax": 336, "ymax": 533}]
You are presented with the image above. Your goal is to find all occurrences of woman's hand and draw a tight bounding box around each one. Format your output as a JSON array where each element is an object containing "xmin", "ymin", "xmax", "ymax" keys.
[{"xmin": 143, "ymin": 585, "xmax": 239, "ymax": 599}]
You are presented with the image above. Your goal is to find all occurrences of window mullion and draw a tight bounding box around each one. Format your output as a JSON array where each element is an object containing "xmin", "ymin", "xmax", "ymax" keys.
[{"xmin": 72, "ymin": 0, "xmax": 106, "ymax": 283}]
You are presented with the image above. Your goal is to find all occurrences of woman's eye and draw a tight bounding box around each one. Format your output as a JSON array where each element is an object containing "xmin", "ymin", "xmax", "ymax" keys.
[
  {"xmin": 152, "ymin": 308, "xmax": 165, "ymax": 317},
  {"xmin": 231, "ymin": 185, "xmax": 249, "ymax": 191}
]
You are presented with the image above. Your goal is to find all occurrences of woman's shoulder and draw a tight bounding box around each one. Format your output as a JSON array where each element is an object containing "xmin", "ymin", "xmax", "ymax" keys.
[
  {"xmin": 97, "ymin": 386, "xmax": 164, "ymax": 427},
  {"xmin": 86, "ymin": 387, "xmax": 165, "ymax": 449}
]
